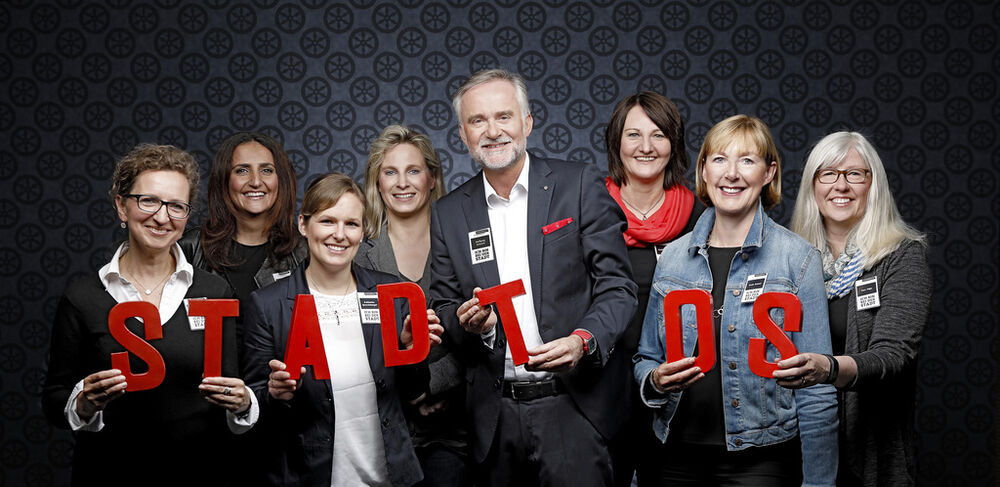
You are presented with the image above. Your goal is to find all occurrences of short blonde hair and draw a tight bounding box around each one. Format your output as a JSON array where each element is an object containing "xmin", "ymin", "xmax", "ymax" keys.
[
  {"xmin": 301, "ymin": 172, "xmax": 365, "ymax": 223},
  {"xmin": 110, "ymin": 143, "xmax": 200, "ymax": 205},
  {"xmin": 362, "ymin": 125, "xmax": 445, "ymax": 239},
  {"xmin": 695, "ymin": 115, "xmax": 781, "ymax": 209},
  {"xmin": 791, "ymin": 132, "xmax": 925, "ymax": 269}
]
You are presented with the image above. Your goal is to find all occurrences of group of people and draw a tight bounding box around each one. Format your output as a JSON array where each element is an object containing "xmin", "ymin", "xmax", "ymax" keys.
[{"xmin": 42, "ymin": 69, "xmax": 929, "ymax": 487}]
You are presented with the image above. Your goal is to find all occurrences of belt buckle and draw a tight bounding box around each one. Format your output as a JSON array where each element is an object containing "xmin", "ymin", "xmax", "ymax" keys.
[{"xmin": 509, "ymin": 382, "xmax": 526, "ymax": 401}]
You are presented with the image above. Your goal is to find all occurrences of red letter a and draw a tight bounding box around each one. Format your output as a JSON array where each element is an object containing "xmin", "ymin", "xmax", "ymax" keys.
[
  {"xmin": 283, "ymin": 294, "xmax": 331, "ymax": 380},
  {"xmin": 476, "ymin": 280, "xmax": 528, "ymax": 366},
  {"xmin": 748, "ymin": 292, "xmax": 801, "ymax": 378},
  {"xmin": 108, "ymin": 301, "xmax": 166, "ymax": 392}
]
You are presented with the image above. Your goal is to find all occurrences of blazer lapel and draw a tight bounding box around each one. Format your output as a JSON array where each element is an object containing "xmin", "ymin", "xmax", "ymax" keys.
[
  {"xmin": 526, "ymin": 157, "xmax": 553, "ymax": 318},
  {"xmin": 463, "ymin": 175, "xmax": 501, "ymax": 288},
  {"xmin": 354, "ymin": 266, "xmax": 383, "ymax": 376}
]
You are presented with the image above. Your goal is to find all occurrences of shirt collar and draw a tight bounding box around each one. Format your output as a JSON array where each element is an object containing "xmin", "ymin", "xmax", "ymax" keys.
[
  {"xmin": 483, "ymin": 153, "xmax": 531, "ymax": 209},
  {"xmin": 689, "ymin": 201, "xmax": 767, "ymax": 251},
  {"xmin": 100, "ymin": 242, "xmax": 194, "ymax": 290}
]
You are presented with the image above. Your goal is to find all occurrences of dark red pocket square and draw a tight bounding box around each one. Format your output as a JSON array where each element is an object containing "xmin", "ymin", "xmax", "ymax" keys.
[{"xmin": 542, "ymin": 217, "xmax": 573, "ymax": 235}]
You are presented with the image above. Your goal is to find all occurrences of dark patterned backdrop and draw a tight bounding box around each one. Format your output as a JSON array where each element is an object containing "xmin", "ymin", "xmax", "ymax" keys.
[{"xmin": 1, "ymin": 1, "xmax": 996, "ymax": 485}]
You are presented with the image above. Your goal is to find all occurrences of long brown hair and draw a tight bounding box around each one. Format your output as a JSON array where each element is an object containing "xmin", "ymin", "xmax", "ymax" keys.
[{"xmin": 201, "ymin": 132, "xmax": 299, "ymax": 270}]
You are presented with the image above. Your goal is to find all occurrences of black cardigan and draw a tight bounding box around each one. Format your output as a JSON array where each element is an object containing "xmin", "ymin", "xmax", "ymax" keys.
[{"xmin": 42, "ymin": 269, "xmax": 239, "ymax": 486}]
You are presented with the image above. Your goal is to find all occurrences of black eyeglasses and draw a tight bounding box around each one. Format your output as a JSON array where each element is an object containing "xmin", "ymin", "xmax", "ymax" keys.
[
  {"xmin": 124, "ymin": 194, "xmax": 192, "ymax": 219},
  {"xmin": 815, "ymin": 169, "xmax": 870, "ymax": 184}
]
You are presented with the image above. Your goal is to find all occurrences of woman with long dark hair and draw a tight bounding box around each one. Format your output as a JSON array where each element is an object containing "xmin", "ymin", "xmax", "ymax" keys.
[{"xmin": 180, "ymin": 132, "xmax": 305, "ymax": 330}]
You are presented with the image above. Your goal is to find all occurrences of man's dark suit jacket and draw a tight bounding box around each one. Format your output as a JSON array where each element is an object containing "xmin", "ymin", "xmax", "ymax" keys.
[
  {"xmin": 430, "ymin": 154, "xmax": 638, "ymax": 463},
  {"xmin": 243, "ymin": 264, "xmax": 428, "ymax": 487}
]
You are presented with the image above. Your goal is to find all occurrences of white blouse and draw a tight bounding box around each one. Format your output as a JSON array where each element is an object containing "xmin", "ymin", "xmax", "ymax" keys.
[{"xmin": 312, "ymin": 290, "xmax": 390, "ymax": 487}]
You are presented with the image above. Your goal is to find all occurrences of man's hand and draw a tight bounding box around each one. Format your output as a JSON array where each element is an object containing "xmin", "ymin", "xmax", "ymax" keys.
[
  {"xmin": 525, "ymin": 335, "xmax": 585, "ymax": 373},
  {"xmin": 456, "ymin": 287, "xmax": 497, "ymax": 335}
]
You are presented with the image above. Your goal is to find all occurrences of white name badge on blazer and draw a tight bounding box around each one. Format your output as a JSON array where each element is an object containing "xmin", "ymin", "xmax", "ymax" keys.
[
  {"xmin": 357, "ymin": 292, "xmax": 381, "ymax": 324},
  {"xmin": 741, "ymin": 274, "xmax": 767, "ymax": 303},
  {"xmin": 272, "ymin": 270, "xmax": 292, "ymax": 281},
  {"xmin": 855, "ymin": 277, "xmax": 880, "ymax": 310},
  {"xmin": 184, "ymin": 298, "xmax": 207, "ymax": 330},
  {"xmin": 469, "ymin": 228, "xmax": 495, "ymax": 265}
]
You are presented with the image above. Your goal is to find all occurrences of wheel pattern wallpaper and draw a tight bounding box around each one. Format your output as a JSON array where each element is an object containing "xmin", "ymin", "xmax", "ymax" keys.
[{"xmin": 0, "ymin": 0, "xmax": 997, "ymax": 485}]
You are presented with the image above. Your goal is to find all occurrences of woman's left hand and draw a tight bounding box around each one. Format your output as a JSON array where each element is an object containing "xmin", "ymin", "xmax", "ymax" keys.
[
  {"xmin": 402, "ymin": 309, "xmax": 445, "ymax": 349},
  {"xmin": 773, "ymin": 353, "xmax": 830, "ymax": 389},
  {"xmin": 199, "ymin": 376, "xmax": 251, "ymax": 414}
]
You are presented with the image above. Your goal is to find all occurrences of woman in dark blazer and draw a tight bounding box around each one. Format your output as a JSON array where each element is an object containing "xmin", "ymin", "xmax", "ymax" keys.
[
  {"xmin": 355, "ymin": 124, "xmax": 469, "ymax": 487},
  {"xmin": 243, "ymin": 173, "xmax": 443, "ymax": 487},
  {"xmin": 779, "ymin": 132, "xmax": 930, "ymax": 486}
]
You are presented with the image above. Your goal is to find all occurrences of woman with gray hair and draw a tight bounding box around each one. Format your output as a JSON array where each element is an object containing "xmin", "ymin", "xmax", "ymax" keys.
[{"xmin": 776, "ymin": 131, "xmax": 929, "ymax": 486}]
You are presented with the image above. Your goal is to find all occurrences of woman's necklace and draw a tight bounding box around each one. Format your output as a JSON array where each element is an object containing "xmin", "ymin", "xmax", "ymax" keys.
[
  {"xmin": 306, "ymin": 272, "xmax": 355, "ymax": 326},
  {"xmin": 120, "ymin": 254, "xmax": 172, "ymax": 297},
  {"xmin": 620, "ymin": 189, "xmax": 665, "ymax": 221}
]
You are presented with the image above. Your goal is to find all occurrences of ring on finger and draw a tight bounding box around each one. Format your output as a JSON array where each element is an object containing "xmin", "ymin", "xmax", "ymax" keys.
[{"xmin": 224, "ymin": 386, "xmax": 232, "ymax": 396}]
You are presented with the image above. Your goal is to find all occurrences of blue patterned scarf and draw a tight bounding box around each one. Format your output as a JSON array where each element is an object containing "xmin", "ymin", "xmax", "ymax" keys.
[{"xmin": 823, "ymin": 237, "xmax": 865, "ymax": 299}]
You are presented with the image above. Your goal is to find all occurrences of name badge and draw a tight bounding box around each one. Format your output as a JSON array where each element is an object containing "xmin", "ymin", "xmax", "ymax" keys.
[
  {"xmin": 855, "ymin": 277, "xmax": 880, "ymax": 310},
  {"xmin": 272, "ymin": 270, "xmax": 292, "ymax": 281},
  {"xmin": 469, "ymin": 228, "xmax": 494, "ymax": 265},
  {"xmin": 184, "ymin": 298, "xmax": 208, "ymax": 330},
  {"xmin": 741, "ymin": 273, "xmax": 767, "ymax": 303},
  {"xmin": 357, "ymin": 292, "xmax": 381, "ymax": 324},
  {"xmin": 654, "ymin": 243, "xmax": 666, "ymax": 261}
]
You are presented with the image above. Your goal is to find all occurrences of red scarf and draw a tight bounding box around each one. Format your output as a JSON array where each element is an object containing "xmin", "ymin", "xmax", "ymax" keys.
[{"xmin": 605, "ymin": 177, "xmax": 695, "ymax": 248}]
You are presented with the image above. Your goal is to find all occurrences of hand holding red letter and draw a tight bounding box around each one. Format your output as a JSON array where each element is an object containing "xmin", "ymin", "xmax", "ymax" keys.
[
  {"xmin": 199, "ymin": 376, "xmax": 251, "ymax": 414},
  {"xmin": 650, "ymin": 356, "xmax": 704, "ymax": 393},
  {"xmin": 526, "ymin": 335, "xmax": 585, "ymax": 373},
  {"xmin": 75, "ymin": 369, "xmax": 127, "ymax": 421},
  {"xmin": 267, "ymin": 359, "xmax": 306, "ymax": 401},
  {"xmin": 456, "ymin": 287, "xmax": 498, "ymax": 335}
]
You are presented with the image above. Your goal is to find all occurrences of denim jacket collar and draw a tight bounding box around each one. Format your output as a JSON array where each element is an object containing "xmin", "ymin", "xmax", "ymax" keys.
[{"xmin": 688, "ymin": 201, "xmax": 767, "ymax": 254}]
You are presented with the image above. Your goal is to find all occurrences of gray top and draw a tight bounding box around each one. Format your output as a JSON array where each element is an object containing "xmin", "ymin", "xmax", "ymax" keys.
[{"xmin": 839, "ymin": 239, "xmax": 929, "ymax": 486}]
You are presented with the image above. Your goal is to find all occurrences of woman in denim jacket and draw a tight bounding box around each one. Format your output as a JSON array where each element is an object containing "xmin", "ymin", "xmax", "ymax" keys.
[{"xmin": 633, "ymin": 115, "xmax": 838, "ymax": 486}]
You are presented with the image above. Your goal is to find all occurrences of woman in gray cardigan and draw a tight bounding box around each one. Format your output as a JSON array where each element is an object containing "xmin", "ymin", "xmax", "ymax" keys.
[{"xmin": 776, "ymin": 132, "xmax": 929, "ymax": 486}]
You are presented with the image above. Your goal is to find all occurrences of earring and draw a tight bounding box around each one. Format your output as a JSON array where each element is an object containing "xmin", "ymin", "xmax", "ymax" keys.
[{"xmin": 121, "ymin": 221, "xmax": 126, "ymax": 229}]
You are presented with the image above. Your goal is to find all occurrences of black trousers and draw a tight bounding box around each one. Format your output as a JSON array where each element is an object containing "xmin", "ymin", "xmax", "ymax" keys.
[
  {"xmin": 655, "ymin": 436, "xmax": 803, "ymax": 487},
  {"xmin": 477, "ymin": 393, "xmax": 613, "ymax": 487}
]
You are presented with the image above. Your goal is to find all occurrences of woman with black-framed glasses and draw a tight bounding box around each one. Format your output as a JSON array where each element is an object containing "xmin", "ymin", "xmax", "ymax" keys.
[
  {"xmin": 780, "ymin": 132, "xmax": 930, "ymax": 486},
  {"xmin": 43, "ymin": 144, "xmax": 258, "ymax": 486}
]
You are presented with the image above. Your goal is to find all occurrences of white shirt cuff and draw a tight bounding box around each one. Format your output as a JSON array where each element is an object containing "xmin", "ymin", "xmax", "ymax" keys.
[
  {"xmin": 65, "ymin": 379, "xmax": 104, "ymax": 432},
  {"xmin": 226, "ymin": 387, "xmax": 259, "ymax": 434},
  {"xmin": 481, "ymin": 323, "xmax": 497, "ymax": 349}
]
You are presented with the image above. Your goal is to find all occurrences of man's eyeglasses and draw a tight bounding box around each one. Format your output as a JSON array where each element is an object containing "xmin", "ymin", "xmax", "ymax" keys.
[{"xmin": 124, "ymin": 194, "xmax": 192, "ymax": 219}]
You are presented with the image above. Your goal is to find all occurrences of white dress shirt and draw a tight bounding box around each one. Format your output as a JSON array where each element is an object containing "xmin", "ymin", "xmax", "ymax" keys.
[
  {"xmin": 64, "ymin": 242, "xmax": 259, "ymax": 433},
  {"xmin": 481, "ymin": 155, "xmax": 553, "ymax": 382}
]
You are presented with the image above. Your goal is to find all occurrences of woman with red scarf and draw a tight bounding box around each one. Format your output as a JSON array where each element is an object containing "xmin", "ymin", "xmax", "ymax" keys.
[{"xmin": 603, "ymin": 91, "xmax": 702, "ymax": 487}]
